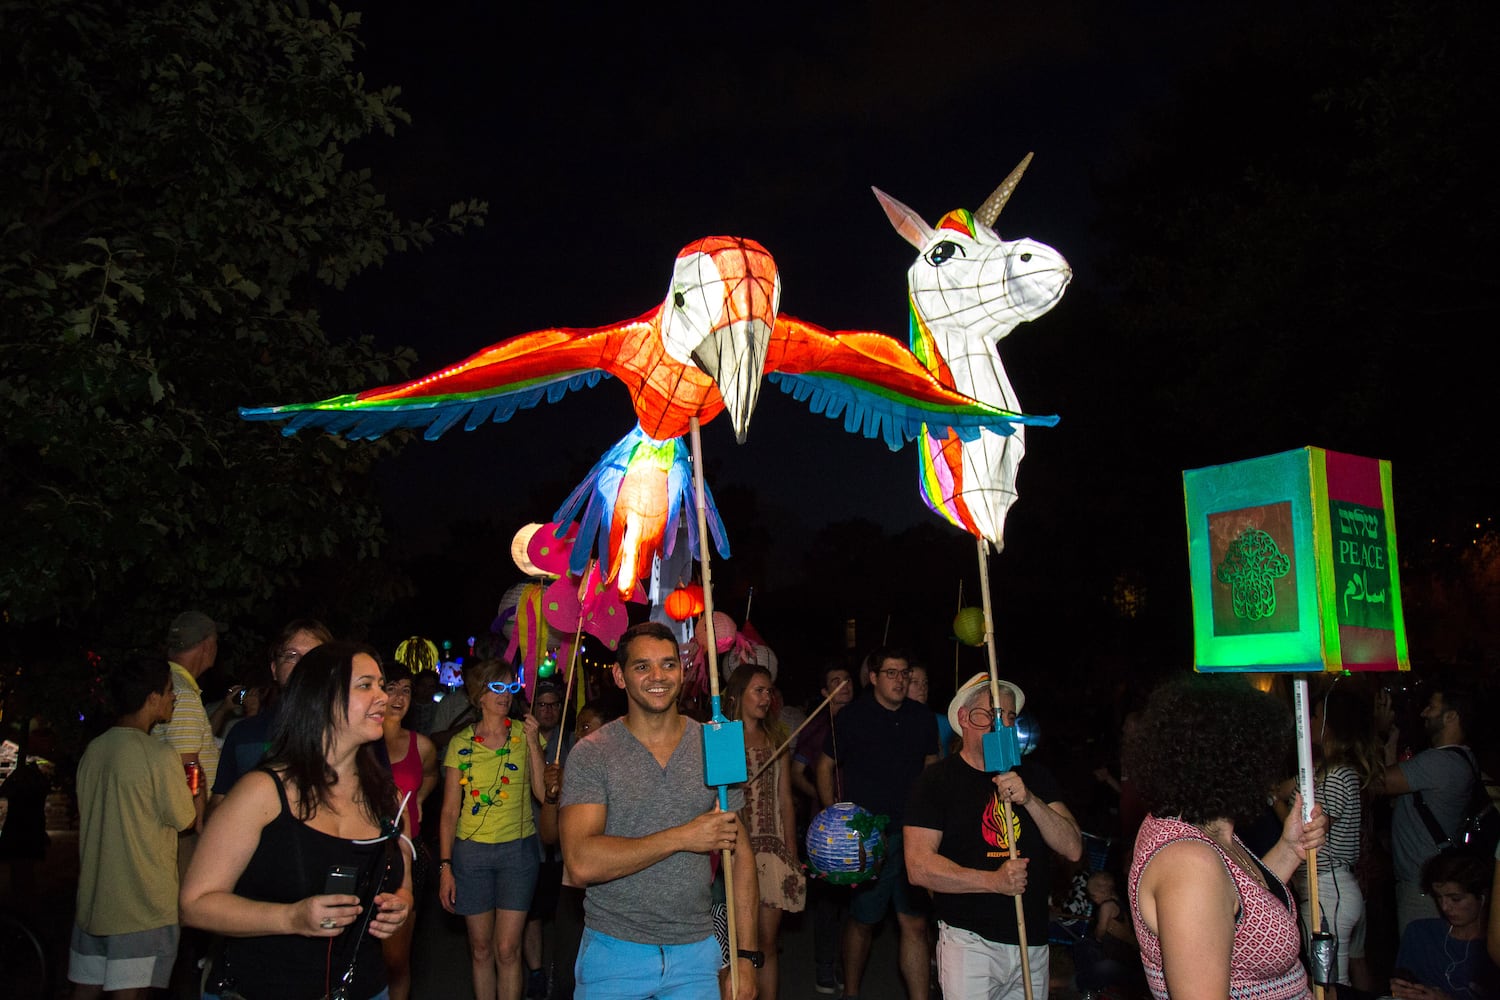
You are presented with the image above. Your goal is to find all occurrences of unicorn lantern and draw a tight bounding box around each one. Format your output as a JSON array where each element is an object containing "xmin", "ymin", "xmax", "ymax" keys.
[{"xmin": 874, "ymin": 154, "xmax": 1071, "ymax": 550}]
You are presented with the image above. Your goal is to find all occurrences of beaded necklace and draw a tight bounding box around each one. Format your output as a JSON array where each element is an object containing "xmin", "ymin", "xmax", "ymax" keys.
[{"xmin": 455, "ymin": 717, "xmax": 523, "ymax": 830}]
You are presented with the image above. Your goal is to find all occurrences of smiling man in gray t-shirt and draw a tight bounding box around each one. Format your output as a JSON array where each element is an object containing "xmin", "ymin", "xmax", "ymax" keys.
[{"xmin": 560, "ymin": 622, "xmax": 758, "ymax": 1000}]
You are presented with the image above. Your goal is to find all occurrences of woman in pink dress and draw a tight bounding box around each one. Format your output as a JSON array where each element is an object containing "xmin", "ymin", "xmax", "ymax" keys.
[{"xmin": 1126, "ymin": 676, "xmax": 1328, "ymax": 1000}]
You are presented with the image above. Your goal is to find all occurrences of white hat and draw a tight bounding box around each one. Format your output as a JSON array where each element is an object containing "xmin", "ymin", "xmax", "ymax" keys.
[{"xmin": 947, "ymin": 671, "xmax": 1026, "ymax": 734}]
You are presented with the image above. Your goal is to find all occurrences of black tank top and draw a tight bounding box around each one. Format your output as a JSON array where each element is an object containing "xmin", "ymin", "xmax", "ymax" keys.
[{"xmin": 216, "ymin": 769, "xmax": 401, "ymax": 1000}]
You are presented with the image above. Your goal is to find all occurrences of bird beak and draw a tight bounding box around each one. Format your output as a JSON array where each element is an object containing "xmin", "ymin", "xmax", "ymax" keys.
[
  {"xmin": 693, "ymin": 241, "xmax": 778, "ymax": 444},
  {"xmin": 673, "ymin": 237, "xmax": 780, "ymax": 444}
]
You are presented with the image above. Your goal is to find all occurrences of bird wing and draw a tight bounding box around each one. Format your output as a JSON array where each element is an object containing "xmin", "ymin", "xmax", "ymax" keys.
[
  {"xmin": 238, "ymin": 321, "xmax": 654, "ymax": 441},
  {"xmin": 764, "ymin": 316, "xmax": 1058, "ymax": 452}
]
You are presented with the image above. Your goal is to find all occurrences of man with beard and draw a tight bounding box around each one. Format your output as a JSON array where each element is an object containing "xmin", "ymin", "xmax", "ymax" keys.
[{"xmin": 1374, "ymin": 687, "xmax": 1480, "ymax": 934}]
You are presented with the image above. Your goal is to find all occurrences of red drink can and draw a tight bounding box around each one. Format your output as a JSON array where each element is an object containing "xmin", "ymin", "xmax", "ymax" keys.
[{"xmin": 185, "ymin": 760, "xmax": 201, "ymax": 795}]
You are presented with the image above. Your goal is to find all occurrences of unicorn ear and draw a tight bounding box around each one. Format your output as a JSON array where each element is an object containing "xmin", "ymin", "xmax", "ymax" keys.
[{"xmin": 872, "ymin": 187, "xmax": 934, "ymax": 249}]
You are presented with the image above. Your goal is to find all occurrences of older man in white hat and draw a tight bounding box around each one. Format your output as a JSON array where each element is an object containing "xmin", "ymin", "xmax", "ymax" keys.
[{"xmin": 905, "ymin": 672, "xmax": 1082, "ymax": 1000}]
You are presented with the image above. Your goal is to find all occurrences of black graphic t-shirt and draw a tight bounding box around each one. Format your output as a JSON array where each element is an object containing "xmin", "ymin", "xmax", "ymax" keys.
[{"xmin": 904, "ymin": 754, "xmax": 1061, "ymax": 944}]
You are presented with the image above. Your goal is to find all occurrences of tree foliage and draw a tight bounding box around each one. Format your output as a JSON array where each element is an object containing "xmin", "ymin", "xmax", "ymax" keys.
[{"xmin": 0, "ymin": 0, "xmax": 486, "ymax": 730}]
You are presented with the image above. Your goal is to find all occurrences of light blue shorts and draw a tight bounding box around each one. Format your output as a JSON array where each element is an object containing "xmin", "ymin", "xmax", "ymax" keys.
[{"xmin": 575, "ymin": 927, "xmax": 719, "ymax": 1000}]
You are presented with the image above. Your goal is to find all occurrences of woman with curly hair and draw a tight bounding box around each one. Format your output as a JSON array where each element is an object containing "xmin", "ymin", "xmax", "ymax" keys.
[
  {"xmin": 1125, "ymin": 676, "xmax": 1327, "ymax": 1000},
  {"xmin": 724, "ymin": 663, "xmax": 805, "ymax": 1000}
]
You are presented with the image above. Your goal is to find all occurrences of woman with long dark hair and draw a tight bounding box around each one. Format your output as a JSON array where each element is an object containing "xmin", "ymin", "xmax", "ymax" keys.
[
  {"xmin": 1126, "ymin": 675, "xmax": 1327, "ymax": 1000},
  {"xmin": 181, "ymin": 641, "xmax": 413, "ymax": 1000}
]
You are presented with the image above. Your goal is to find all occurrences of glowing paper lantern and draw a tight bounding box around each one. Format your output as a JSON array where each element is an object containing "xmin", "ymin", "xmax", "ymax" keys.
[
  {"xmin": 664, "ymin": 586, "xmax": 702, "ymax": 621},
  {"xmin": 874, "ymin": 155, "xmax": 1069, "ymax": 551},
  {"xmin": 394, "ymin": 636, "xmax": 439, "ymax": 674},
  {"xmin": 243, "ymin": 238, "xmax": 1040, "ymax": 600},
  {"xmin": 805, "ymin": 803, "xmax": 886, "ymax": 885},
  {"xmin": 952, "ymin": 607, "xmax": 986, "ymax": 647},
  {"xmin": 1183, "ymin": 447, "xmax": 1409, "ymax": 673},
  {"xmin": 511, "ymin": 523, "xmax": 547, "ymax": 577}
]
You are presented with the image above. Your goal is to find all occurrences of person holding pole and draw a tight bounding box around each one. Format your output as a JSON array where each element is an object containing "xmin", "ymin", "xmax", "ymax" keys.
[
  {"xmin": 1126, "ymin": 676, "xmax": 1328, "ymax": 1000},
  {"xmin": 906, "ymin": 673, "xmax": 1081, "ymax": 1000},
  {"xmin": 559, "ymin": 622, "xmax": 759, "ymax": 1000}
]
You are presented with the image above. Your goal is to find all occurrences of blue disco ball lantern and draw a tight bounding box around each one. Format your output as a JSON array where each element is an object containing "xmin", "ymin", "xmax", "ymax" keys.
[
  {"xmin": 1015, "ymin": 712, "xmax": 1040, "ymax": 755},
  {"xmin": 806, "ymin": 802, "xmax": 886, "ymax": 885}
]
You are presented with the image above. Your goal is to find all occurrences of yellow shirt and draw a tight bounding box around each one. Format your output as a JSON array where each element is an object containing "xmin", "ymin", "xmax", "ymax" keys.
[
  {"xmin": 75, "ymin": 727, "xmax": 197, "ymax": 934},
  {"xmin": 151, "ymin": 661, "xmax": 220, "ymax": 789},
  {"xmin": 445, "ymin": 722, "xmax": 534, "ymax": 843}
]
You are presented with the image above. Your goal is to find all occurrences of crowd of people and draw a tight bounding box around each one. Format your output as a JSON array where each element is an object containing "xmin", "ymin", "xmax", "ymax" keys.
[{"xmin": 22, "ymin": 608, "xmax": 1500, "ymax": 1000}]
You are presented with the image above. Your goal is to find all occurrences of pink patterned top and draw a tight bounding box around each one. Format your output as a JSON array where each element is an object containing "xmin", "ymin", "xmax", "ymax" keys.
[{"xmin": 1129, "ymin": 814, "xmax": 1310, "ymax": 1000}]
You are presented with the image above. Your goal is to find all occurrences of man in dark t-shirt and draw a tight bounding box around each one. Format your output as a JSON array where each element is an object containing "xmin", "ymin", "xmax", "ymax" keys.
[
  {"xmin": 906, "ymin": 673, "xmax": 1083, "ymax": 1000},
  {"xmin": 816, "ymin": 648, "xmax": 938, "ymax": 1000}
]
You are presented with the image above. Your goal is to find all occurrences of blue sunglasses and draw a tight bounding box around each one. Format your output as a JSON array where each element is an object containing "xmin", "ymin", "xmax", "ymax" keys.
[{"xmin": 487, "ymin": 668, "xmax": 525, "ymax": 694}]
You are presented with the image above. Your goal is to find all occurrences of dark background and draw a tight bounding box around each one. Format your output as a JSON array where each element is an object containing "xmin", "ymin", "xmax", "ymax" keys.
[{"xmin": 286, "ymin": 1, "xmax": 1496, "ymax": 715}]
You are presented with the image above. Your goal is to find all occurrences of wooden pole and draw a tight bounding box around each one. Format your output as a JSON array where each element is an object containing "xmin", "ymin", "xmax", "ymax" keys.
[
  {"xmin": 690, "ymin": 417, "xmax": 739, "ymax": 998},
  {"xmin": 553, "ymin": 561, "xmax": 594, "ymax": 766},
  {"xmin": 746, "ymin": 679, "xmax": 849, "ymax": 785},
  {"xmin": 978, "ymin": 537, "xmax": 1033, "ymax": 1000}
]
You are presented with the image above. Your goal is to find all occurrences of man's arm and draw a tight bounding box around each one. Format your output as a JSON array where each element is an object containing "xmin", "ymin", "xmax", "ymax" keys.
[
  {"xmin": 729, "ymin": 816, "xmax": 760, "ymax": 1000},
  {"xmin": 789, "ymin": 758, "xmax": 817, "ymax": 802},
  {"xmin": 993, "ymin": 770, "xmax": 1083, "ymax": 862},
  {"xmin": 1371, "ymin": 763, "xmax": 1412, "ymax": 796},
  {"xmin": 904, "ymin": 825, "xmax": 1026, "ymax": 895},
  {"xmin": 559, "ymin": 801, "xmax": 742, "ymax": 886},
  {"xmin": 815, "ymin": 753, "xmax": 836, "ymax": 809}
]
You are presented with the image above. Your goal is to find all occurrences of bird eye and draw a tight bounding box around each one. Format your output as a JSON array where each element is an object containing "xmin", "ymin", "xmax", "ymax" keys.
[
  {"xmin": 1019, "ymin": 252, "xmax": 1033, "ymax": 263},
  {"xmin": 924, "ymin": 241, "xmax": 965, "ymax": 266},
  {"xmin": 674, "ymin": 291, "xmax": 686, "ymax": 308}
]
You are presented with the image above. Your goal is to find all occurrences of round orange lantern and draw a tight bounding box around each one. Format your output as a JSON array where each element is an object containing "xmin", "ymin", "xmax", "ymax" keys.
[{"xmin": 665, "ymin": 585, "xmax": 703, "ymax": 621}]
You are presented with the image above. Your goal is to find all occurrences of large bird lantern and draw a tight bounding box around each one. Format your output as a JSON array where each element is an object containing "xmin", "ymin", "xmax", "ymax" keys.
[{"xmin": 243, "ymin": 236, "xmax": 1054, "ymax": 597}]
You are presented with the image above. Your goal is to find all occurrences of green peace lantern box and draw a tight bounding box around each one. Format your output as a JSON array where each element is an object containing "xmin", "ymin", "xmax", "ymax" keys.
[{"xmin": 1183, "ymin": 447, "xmax": 1409, "ymax": 673}]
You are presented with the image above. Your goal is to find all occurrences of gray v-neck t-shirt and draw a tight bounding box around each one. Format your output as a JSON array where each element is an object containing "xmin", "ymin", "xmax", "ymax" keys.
[{"xmin": 561, "ymin": 716, "xmax": 744, "ymax": 944}]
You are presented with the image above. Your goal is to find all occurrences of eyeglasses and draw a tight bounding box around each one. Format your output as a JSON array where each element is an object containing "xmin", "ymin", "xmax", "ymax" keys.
[
  {"xmin": 878, "ymin": 668, "xmax": 912, "ymax": 679},
  {"xmin": 275, "ymin": 649, "xmax": 304, "ymax": 667},
  {"xmin": 534, "ymin": 699, "xmax": 561, "ymax": 710},
  {"xmin": 487, "ymin": 679, "xmax": 524, "ymax": 694},
  {"xmin": 966, "ymin": 706, "xmax": 1017, "ymax": 728}
]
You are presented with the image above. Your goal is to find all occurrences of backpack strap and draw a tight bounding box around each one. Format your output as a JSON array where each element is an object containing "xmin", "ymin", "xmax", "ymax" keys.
[{"xmin": 1412, "ymin": 746, "xmax": 1479, "ymax": 848}]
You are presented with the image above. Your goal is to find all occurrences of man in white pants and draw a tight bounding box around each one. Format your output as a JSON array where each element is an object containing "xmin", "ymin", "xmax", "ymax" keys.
[{"xmin": 905, "ymin": 674, "xmax": 1082, "ymax": 999}]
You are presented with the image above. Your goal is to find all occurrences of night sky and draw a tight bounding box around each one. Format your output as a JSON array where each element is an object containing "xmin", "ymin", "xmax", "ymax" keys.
[{"xmin": 295, "ymin": 3, "xmax": 1496, "ymax": 691}]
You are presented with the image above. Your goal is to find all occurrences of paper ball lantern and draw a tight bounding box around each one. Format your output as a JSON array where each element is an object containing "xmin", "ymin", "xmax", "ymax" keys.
[
  {"xmin": 664, "ymin": 585, "xmax": 703, "ymax": 622},
  {"xmin": 805, "ymin": 802, "xmax": 885, "ymax": 885},
  {"xmin": 953, "ymin": 607, "xmax": 986, "ymax": 647},
  {"xmin": 698, "ymin": 611, "xmax": 738, "ymax": 654}
]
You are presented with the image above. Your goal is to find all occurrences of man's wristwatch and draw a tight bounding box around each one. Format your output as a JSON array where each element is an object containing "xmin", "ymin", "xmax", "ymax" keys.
[
  {"xmin": 437, "ymin": 859, "xmax": 452, "ymax": 871},
  {"xmin": 736, "ymin": 949, "xmax": 765, "ymax": 969}
]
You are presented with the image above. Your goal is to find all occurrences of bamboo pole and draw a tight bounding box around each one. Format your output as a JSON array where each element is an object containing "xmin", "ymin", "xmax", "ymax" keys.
[
  {"xmin": 690, "ymin": 417, "xmax": 740, "ymax": 999},
  {"xmin": 978, "ymin": 537, "xmax": 1033, "ymax": 1000}
]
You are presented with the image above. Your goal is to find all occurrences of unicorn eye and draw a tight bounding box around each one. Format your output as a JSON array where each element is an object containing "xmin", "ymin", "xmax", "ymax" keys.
[
  {"xmin": 674, "ymin": 291, "xmax": 686, "ymax": 308},
  {"xmin": 925, "ymin": 241, "xmax": 965, "ymax": 266},
  {"xmin": 1019, "ymin": 252, "xmax": 1033, "ymax": 263}
]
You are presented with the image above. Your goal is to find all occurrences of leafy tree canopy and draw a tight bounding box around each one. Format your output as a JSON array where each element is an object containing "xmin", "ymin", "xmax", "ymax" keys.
[{"xmin": 0, "ymin": 0, "xmax": 485, "ymax": 734}]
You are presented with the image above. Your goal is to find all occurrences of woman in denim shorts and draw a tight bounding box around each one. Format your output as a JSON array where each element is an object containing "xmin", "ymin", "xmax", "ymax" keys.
[{"xmin": 438, "ymin": 659, "xmax": 547, "ymax": 1000}]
